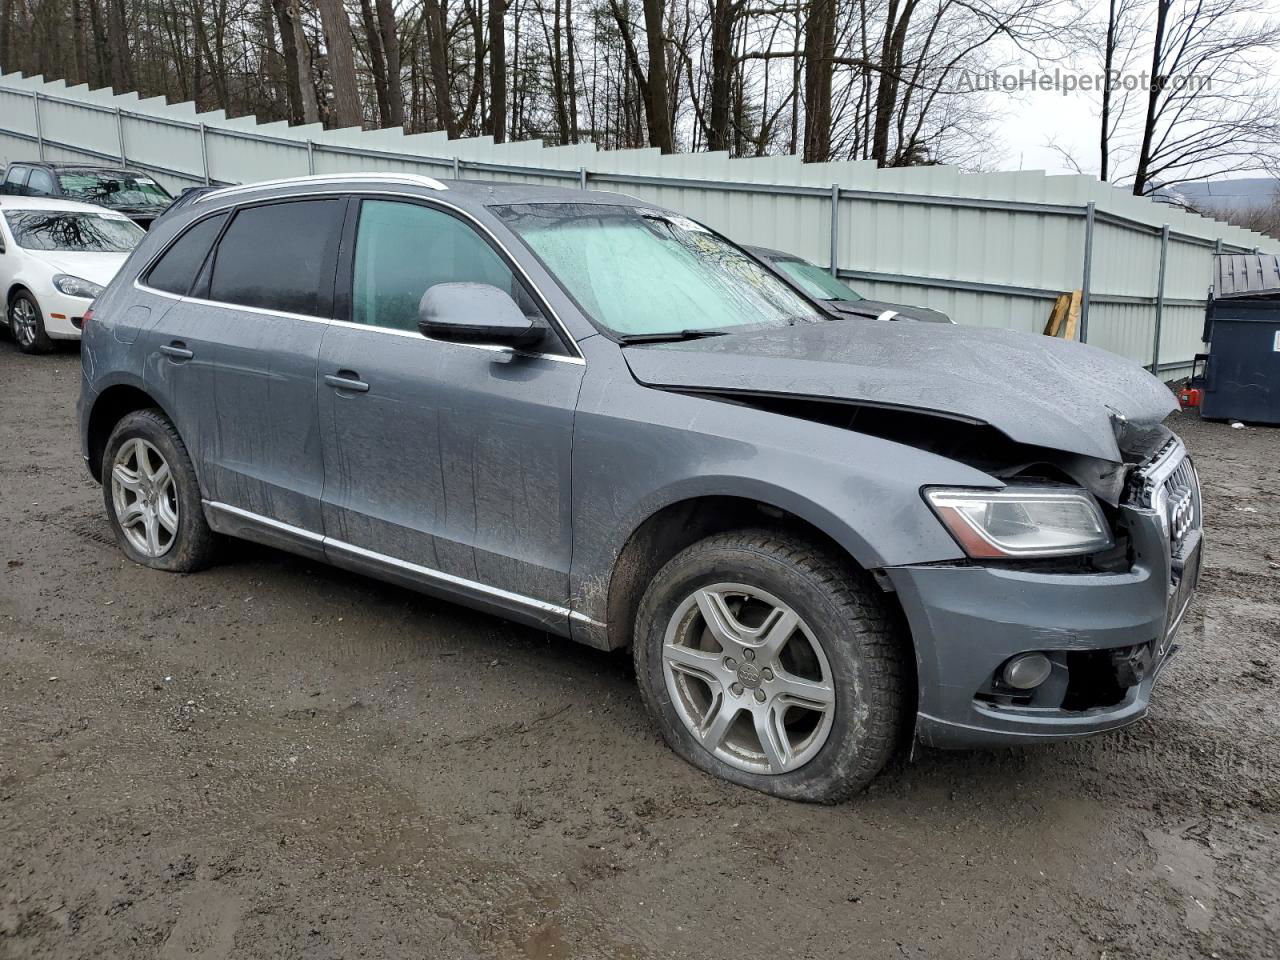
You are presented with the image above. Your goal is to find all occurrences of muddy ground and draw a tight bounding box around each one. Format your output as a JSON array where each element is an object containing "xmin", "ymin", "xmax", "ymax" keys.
[{"xmin": 1, "ymin": 342, "xmax": 1277, "ymax": 960}]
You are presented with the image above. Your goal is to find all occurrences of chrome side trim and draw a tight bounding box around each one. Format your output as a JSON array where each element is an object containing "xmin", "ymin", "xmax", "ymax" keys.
[
  {"xmin": 193, "ymin": 173, "xmax": 447, "ymax": 204},
  {"xmin": 203, "ymin": 499, "xmax": 603, "ymax": 626},
  {"xmin": 205, "ymin": 500, "xmax": 326, "ymax": 542},
  {"xmin": 325, "ymin": 317, "xmax": 585, "ymax": 365},
  {"xmin": 134, "ymin": 281, "xmax": 582, "ymax": 364}
]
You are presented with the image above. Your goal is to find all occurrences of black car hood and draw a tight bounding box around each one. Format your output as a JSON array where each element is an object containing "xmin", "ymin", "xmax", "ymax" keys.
[
  {"xmin": 828, "ymin": 298, "xmax": 952, "ymax": 324},
  {"xmin": 622, "ymin": 318, "xmax": 1176, "ymax": 463}
]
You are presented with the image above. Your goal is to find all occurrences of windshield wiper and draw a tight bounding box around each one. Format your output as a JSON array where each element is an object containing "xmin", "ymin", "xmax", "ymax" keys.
[{"xmin": 616, "ymin": 329, "xmax": 731, "ymax": 344}]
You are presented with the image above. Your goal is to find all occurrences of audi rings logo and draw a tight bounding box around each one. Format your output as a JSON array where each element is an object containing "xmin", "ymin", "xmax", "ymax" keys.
[{"xmin": 1167, "ymin": 487, "xmax": 1194, "ymax": 545}]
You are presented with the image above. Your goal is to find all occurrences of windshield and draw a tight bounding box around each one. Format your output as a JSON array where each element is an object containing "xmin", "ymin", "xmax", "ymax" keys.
[
  {"xmin": 494, "ymin": 203, "xmax": 823, "ymax": 336},
  {"xmin": 775, "ymin": 257, "xmax": 863, "ymax": 302},
  {"xmin": 57, "ymin": 172, "xmax": 172, "ymax": 208},
  {"xmin": 4, "ymin": 210, "xmax": 144, "ymax": 252}
]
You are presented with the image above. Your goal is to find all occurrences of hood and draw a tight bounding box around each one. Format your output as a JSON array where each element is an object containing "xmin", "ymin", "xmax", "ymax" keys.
[
  {"xmin": 28, "ymin": 250, "xmax": 130, "ymax": 287},
  {"xmin": 621, "ymin": 318, "xmax": 1176, "ymax": 463},
  {"xmin": 829, "ymin": 298, "xmax": 953, "ymax": 324}
]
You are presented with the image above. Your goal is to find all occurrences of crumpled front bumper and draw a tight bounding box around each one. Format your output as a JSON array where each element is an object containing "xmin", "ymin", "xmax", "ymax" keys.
[{"xmin": 887, "ymin": 504, "xmax": 1195, "ymax": 748}]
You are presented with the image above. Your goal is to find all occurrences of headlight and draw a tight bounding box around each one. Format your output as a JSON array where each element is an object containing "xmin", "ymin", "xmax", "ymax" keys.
[
  {"xmin": 924, "ymin": 486, "xmax": 1113, "ymax": 558},
  {"xmin": 52, "ymin": 274, "xmax": 105, "ymax": 299}
]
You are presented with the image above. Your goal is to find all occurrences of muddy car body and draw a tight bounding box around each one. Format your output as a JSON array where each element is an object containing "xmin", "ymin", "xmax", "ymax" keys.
[{"xmin": 79, "ymin": 174, "xmax": 1202, "ymax": 801}]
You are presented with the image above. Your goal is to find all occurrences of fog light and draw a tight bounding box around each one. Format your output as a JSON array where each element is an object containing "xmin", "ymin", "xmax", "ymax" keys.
[{"xmin": 1003, "ymin": 653, "xmax": 1053, "ymax": 689}]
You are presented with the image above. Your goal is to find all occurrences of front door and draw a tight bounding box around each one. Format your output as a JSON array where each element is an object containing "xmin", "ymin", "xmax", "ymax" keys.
[{"xmin": 317, "ymin": 197, "xmax": 584, "ymax": 629}]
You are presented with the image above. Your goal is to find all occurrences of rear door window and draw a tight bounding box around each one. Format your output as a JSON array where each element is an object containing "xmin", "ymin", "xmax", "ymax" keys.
[
  {"xmin": 25, "ymin": 168, "xmax": 55, "ymax": 196},
  {"xmin": 208, "ymin": 199, "xmax": 344, "ymax": 316},
  {"xmin": 145, "ymin": 213, "xmax": 228, "ymax": 296}
]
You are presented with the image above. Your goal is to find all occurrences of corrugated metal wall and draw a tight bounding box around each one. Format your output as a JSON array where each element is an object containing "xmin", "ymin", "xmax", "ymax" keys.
[{"xmin": 3, "ymin": 71, "xmax": 1277, "ymax": 375}]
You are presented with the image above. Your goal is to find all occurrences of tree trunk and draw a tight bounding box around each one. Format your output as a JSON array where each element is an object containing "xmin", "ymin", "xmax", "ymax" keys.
[
  {"xmin": 707, "ymin": 0, "xmax": 733, "ymax": 152},
  {"xmin": 0, "ymin": 0, "xmax": 10, "ymax": 76},
  {"xmin": 488, "ymin": 0, "xmax": 507, "ymax": 141},
  {"xmin": 358, "ymin": 0, "xmax": 392, "ymax": 125},
  {"xmin": 316, "ymin": 0, "xmax": 364, "ymax": 127},
  {"xmin": 375, "ymin": 0, "xmax": 405, "ymax": 126},
  {"xmin": 1133, "ymin": 0, "xmax": 1170, "ymax": 195},
  {"xmin": 1099, "ymin": 0, "xmax": 1116, "ymax": 181},
  {"xmin": 549, "ymin": 0, "xmax": 571, "ymax": 142},
  {"xmin": 641, "ymin": 0, "xmax": 673, "ymax": 152},
  {"xmin": 71, "ymin": 0, "xmax": 89, "ymax": 84},
  {"xmin": 565, "ymin": 0, "xmax": 578, "ymax": 141},
  {"xmin": 803, "ymin": 0, "xmax": 835, "ymax": 162},
  {"xmin": 259, "ymin": 0, "xmax": 285, "ymax": 118},
  {"xmin": 870, "ymin": 0, "xmax": 916, "ymax": 166},
  {"xmin": 289, "ymin": 0, "xmax": 321, "ymax": 123},
  {"xmin": 422, "ymin": 0, "xmax": 458, "ymax": 137},
  {"xmin": 273, "ymin": 0, "xmax": 305, "ymax": 123},
  {"xmin": 105, "ymin": 0, "xmax": 130, "ymax": 90}
]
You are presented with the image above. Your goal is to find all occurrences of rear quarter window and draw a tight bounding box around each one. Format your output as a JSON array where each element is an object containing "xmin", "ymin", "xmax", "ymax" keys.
[
  {"xmin": 144, "ymin": 213, "xmax": 228, "ymax": 296},
  {"xmin": 208, "ymin": 199, "xmax": 344, "ymax": 316}
]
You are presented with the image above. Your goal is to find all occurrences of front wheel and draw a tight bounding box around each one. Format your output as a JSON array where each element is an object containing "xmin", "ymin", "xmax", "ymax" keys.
[
  {"xmin": 633, "ymin": 530, "xmax": 906, "ymax": 802},
  {"xmin": 10, "ymin": 292, "xmax": 53, "ymax": 354}
]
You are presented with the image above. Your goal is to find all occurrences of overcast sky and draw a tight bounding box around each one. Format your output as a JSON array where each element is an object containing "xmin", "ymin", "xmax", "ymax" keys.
[{"xmin": 981, "ymin": 10, "xmax": 1280, "ymax": 183}]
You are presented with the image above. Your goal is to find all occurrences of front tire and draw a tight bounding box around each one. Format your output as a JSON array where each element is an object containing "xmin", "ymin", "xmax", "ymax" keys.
[
  {"xmin": 102, "ymin": 409, "xmax": 218, "ymax": 572},
  {"xmin": 633, "ymin": 530, "xmax": 906, "ymax": 802},
  {"xmin": 10, "ymin": 291, "xmax": 53, "ymax": 354}
]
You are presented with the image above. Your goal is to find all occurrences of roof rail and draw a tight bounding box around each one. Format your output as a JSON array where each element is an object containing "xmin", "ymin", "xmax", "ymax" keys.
[{"xmin": 193, "ymin": 172, "xmax": 448, "ymax": 204}]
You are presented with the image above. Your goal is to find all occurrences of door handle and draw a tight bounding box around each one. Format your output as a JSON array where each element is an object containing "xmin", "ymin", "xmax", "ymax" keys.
[
  {"xmin": 324, "ymin": 372, "xmax": 370, "ymax": 393},
  {"xmin": 160, "ymin": 341, "xmax": 194, "ymax": 361}
]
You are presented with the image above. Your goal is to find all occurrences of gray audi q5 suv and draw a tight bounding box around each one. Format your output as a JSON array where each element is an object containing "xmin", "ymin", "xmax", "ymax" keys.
[{"xmin": 79, "ymin": 174, "xmax": 1202, "ymax": 802}]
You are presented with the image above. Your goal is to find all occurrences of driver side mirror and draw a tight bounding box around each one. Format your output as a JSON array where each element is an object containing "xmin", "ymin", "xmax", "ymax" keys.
[{"xmin": 418, "ymin": 282, "xmax": 543, "ymax": 347}]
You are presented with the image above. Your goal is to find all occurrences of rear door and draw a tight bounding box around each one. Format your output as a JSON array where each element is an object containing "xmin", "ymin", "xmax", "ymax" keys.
[
  {"xmin": 136, "ymin": 211, "xmax": 230, "ymax": 483},
  {"xmin": 192, "ymin": 197, "xmax": 346, "ymax": 536},
  {"xmin": 317, "ymin": 197, "xmax": 584, "ymax": 628}
]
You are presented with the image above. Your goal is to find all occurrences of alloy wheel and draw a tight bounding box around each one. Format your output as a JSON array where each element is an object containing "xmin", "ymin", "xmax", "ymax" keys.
[
  {"xmin": 10, "ymin": 298, "xmax": 38, "ymax": 348},
  {"xmin": 110, "ymin": 437, "xmax": 179, "ymax": 557},
  {"xmin": 661, "ymin": 583, "xmax": 836, "ymax": 774}
]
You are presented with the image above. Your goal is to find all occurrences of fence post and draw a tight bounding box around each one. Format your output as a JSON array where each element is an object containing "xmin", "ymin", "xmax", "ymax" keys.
[
  {"xmin": 32, "ymin": 91, "xmax": 45, "ymax": 160},
  {"xmin": 452, "ymin": 155, "xmax": 460, "ymax": 179},
  {"xmin": 199, "ymin": 123, "xmax": 211, "ymax": 185},
  {"xmin": 305, "ymin": 139, "xmax": 315, "ymax": 174},
  {"xmin": 1151, "ymin": 224, "xmax": 1169, "ymax": 376},
  {"xmin": 579, "ymin": 166, "xmax": 587, "ymax": 190},
  {"xmin": 114, "ymin": 107, "xmax": 126, "ymax": 165},
  {"xmin": 829, "ymin": 183, "xmax": 840, "ymax": 277},
  {"xmin": 1079, "ymin": 201, "xmax": 1095, "ymax": 343}
]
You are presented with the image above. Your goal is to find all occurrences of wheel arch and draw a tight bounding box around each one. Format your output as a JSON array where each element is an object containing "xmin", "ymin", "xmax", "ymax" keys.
[
  {"xmin": 6, "ymin": 281, "xmax": 35, "ymax": 308},
  {"xmin": 602, "ymin": 490, "xmax": 898, "ymax": 654},
  {"xmin": 86, "ymin": 382, "xmax": 175, "ymax": 482}
]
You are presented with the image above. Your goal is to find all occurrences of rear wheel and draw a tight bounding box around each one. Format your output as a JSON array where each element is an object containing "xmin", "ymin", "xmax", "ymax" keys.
[
  {"xmin": 102, "ymin": 410, "xmax": 218, "ymax": 572},
  {"xmin": 10, "ymin": 292, "xmax": 53, "ymax": 354},
  {"xmin": 633, "ymin": 529, "xmax": 906, "ymax": 802}
]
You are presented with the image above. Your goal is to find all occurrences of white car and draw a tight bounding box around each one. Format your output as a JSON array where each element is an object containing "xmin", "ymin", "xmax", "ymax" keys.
[{"xmin": 1, "ymin": 196, "xmax": 145, "ymax": 353}]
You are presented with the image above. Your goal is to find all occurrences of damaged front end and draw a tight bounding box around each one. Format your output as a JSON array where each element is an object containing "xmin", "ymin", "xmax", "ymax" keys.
[
  {"xmin": 677, "ymin": 386, "xmax": 1203, "ymax": 748},
  {"xmin": 885, "ymin": 428, "xmax": 1203, "ymax": 749}
]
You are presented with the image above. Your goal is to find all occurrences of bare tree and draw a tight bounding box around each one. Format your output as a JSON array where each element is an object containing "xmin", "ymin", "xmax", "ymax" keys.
[{"xmin": 1133, "ymin": 0, "xmax": 1280, "ymax": 195}]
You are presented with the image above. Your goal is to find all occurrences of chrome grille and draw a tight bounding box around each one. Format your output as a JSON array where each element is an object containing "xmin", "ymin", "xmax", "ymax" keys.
[
  {"xmin": 1126, "ymin": 437, "xmax": 1202, "ymax": 559},
  {"xmin": 1164, "ymin": 456, "xmax": 1202, "ymax": 557}
]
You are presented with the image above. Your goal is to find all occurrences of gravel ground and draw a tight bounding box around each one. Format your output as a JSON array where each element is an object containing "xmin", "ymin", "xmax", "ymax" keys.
[{"xmin": 1, "ymin": 341, "xmax": 1278, "ymax": 960}]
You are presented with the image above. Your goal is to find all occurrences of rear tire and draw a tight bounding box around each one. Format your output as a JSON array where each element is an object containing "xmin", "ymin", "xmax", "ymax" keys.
[
  {"xmin": 10, "ymin": 291, "xmax": 53, "ymax": 354},
  {"xmin": 102, "ymin": 409, "xmax": 218, "ymax": 572},
  {"xmin": 633, "ymin": 529, "xmax": 906, "ymax": 803}
]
